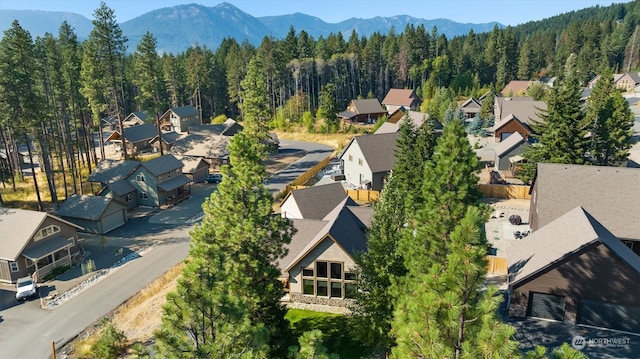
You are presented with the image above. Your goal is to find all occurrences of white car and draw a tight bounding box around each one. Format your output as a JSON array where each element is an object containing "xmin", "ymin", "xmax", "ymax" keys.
[{"xmin": 16, "ymin": 276, "xmax": 37, "ymax": 300}]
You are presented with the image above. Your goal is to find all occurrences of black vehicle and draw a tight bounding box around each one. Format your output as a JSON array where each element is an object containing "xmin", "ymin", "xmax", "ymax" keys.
[{"xmin": 204, "ymin": 173, "xmax": 223, "ymax": 184}]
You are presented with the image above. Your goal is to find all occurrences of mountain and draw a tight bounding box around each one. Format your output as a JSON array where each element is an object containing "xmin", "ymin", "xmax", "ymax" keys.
[{"xmin": 0, "ymin": 2, "xmax": 501, "ymax": 53}]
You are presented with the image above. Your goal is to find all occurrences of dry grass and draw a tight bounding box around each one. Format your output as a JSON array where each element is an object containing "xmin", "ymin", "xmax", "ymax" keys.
[{"xmin": 274, "ymin": 125, "xmax": 367, "ymax": 152}]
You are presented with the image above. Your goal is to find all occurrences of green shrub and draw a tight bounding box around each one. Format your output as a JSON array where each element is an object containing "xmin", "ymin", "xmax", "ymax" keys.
[{"xmin": 91, "ymin": 318, "xmax": 127, "ymax": 359}]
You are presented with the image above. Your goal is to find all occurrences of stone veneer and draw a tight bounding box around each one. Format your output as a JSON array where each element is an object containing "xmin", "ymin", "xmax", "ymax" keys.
[{"xmin": 290, "ymin": 293, "xmax": 356, "ymax": 308}]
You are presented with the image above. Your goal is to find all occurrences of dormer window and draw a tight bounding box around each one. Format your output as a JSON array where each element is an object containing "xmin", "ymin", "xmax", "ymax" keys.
[
  {"xmin": 136, "ymin": 174, "xmax": 145, "ymax": 182},
  {"xmin": 33, "ymin": 225, "xmax": 60, "ymax": 241}
]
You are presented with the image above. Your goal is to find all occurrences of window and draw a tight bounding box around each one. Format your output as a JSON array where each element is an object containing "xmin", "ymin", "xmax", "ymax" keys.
[
  {"xmin": 316, "ymin": 280, "xmax": 328, "ymax": 297},
  {"xmin": 10, "ymin": 261, "xmax": 19, "ymax": 272},
  {"xmin": 302, "ymin": 268, "xmax": 314, "ymax": 277},
  {"xmin": 125, "ymin": 193, "xmax": 132, "ymax": 202},
  {"xmin": 331, "ymin": 282, "xmax": 342, "ymax": 298},
  {"xmin": 358, "ymin": 158, "xmax": 363, "ymax": 166},
  {"xmin": 26, "ymin": 258, "xmax": 34, "ymax": 268},
  {"xmin": 303, "ymin": 279, "xmax": 314, "ymax": 295},
  {"xmin": 330, "ymin": 263, "xmax": 342, "ymax": 279},
  {"xmin": 345, "ymin": 283, "xmax": 357, "ymax": 299},
  {"xmin": 136, "ymin": 174, "xmax": 145, "ymax": 182},
  {"xmin": 316, "ymin": 262, "xmax": 327, "ymax": 278},
  {"xmin": 139, "ymin": 192, "xmax": 148, "ymax": 200},
  {"xmin": 348, "ymin": 155, "xmax": 353, "ymax": 162},
  {"xmin": 33, "ymin": 225, "xmax": 60, "ymax": 241},
  {"xmin": 345, "ymin": 272, "xmax": 356, "ymax": 281}
]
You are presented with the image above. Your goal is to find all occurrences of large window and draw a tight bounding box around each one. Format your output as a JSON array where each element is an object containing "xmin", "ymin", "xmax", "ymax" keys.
[
  {"xmin": 10, "ymin": 261, "xmax": 19, "ymax": 272},
  {"xmin": 301, "ymin": 261, "xmax": 355, "ymax": 299}
]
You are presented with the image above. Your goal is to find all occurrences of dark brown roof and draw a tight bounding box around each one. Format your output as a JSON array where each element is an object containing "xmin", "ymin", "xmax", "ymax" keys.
[
  {"xmin": 532, "ymin": 163, "xmax": 640, "ymax": 241},
  {"xmin": 508, "ymin": 207, "xmax": 640, "ymax": 286}
]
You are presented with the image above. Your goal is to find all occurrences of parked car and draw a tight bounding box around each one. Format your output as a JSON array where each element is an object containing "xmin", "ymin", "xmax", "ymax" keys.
[
  {"xmin": 204, "ymin": 173, "xmax": 223, "ymax": 184},
  {"xmin": 16, "ymin": 276, "xmax": 37, "ymax": 300}
]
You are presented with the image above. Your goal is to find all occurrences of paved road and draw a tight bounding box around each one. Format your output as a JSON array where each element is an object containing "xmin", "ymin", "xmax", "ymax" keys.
[{"xmin": 0, "ymin": 140, "xmax": 332, "ymax": 358}]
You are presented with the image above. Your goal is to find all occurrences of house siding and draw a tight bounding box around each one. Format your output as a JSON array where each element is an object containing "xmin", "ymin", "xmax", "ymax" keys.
[
  {"xmin": 288, "ymin": 237, "xmax": 357, "ymax": 307},
  {"xmin": 494, "ymin": 120, "xmax": 530, "ymax": 142},
  {"xmin": 281, "ymin": 198, "xmax": 304, "ymax": 219},
  {"xmin": 509, "ymin": 243, "xmax": 640, "ymax": 323},
  {"xmin": 341, "ymin": 143, "xmax": 373, "ymax": 189},
  {"xmin": 129, "ymin": 167, "xmax": 160, "ymax": 207},
  {"xmin": 495, "ymin": 144, "xmax": 526, "ymax": 171}
]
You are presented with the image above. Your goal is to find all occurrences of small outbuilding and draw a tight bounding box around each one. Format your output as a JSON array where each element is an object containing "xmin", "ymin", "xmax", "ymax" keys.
[{"xmin": 55, "ymin": 194, "xmax": 128, "ymax": 234}]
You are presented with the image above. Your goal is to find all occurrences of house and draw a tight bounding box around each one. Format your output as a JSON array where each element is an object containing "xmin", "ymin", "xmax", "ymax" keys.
[
  {"xmin": 458, "ymin": 97, "xmax": 481, "ymax": 119},
  {"xmin": 170, "ymin": 133, "xmax": 231, "ymax": 169},
  {"xmin": 189, "ymin": 118, "xmax": 243, "ymax": 137},
  {"xmin": 100, "ymin": 179, "xmax": 138, "ymax": 209},
  {"xmin": 159, "ymin": 105, "xmax": 200, "ymax": 134},
  {"xmin": 588, "ymin": 72, "xmax": 640, "ymax": 92},
  {"xmin": 529, "ymin": 163, "xmax": 640, "ymax": 255},
  {"xmin": 339, "ymin": 132, "xmax": 398, "ymax": 190},
  {"xmin": 149, "ymin": 131, "xmax": 180, "ymax": 153},
  {"xmin": 382, "ymin": 88, "xmax": 421, "ymax": 113},
  {"xmin": 507, "ymin": 206, "xmax": 640, "ymax": 333},
  {"xmin": 175, "ymin": 155, "xmax": 210, "ymax": 183},
  {"xmin": 105, "ymin": 123, "xmax": 159, "ymax": 155},
  {"xmin": 494, "ymin": 132, "xmax": 528, "ymax": 173},
  {"xmin": 280, "ymin": 182, "xmax": 356, "ymax": 220},
  {"xmin": 55, "ymin": 194, "xmax": 128, "ymax": 234},
  {"xmin": 494, "ymin": 96, "xmax": 546, "ymax": 125},
  {"xmin": 88, "ymin": 159, "xmax": 140, "ymax": 187},
  {"xmin": 338, "ymin": 99, "xmax": 386, "ymax": 124},
  {"xmin": 376, "ymin": 108, "xmax": 442, "ymax": 135},
  {"xmin": 122, "ymin": 112, "xmax": 148, "ymax": 127},
  {"xmin": 129, "ymin": 154, "xmax": 192, "ymax": 207},
  {"xmin": 0, "ymin": 208, "xmax": 81, "ymax": 283},
  {"xmin": 499, "ymin": 80, "xmax": 533, "ymax": 96},
  {"xmin": 278, "ymin": 196, "xmax": 373, "ymax": 307},
  {"xmin": 101, "ymin": 116, "xmax": 119, "ymax": 131},
  {"xmin": 491, "ymin": 114, "xmax": 533, "ymax": 143}
]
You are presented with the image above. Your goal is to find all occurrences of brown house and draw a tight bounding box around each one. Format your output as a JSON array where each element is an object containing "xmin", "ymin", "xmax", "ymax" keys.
[
  {"xmin": 491, "ymin": 114, "xmax": 532, "ymax": 142},
  {"xmin": 508, "ymin": 206, "xmax": 640, "ymax": 333},
  {"xmin": 529, "ymin": 163, "xmax": 640, "ymax": 255},
  {"xmin": 0, "ymin": 208, "xmax": 81, "ymax": 283},
  {"xmin": 338, "ymin": 99, "xmax": 386, "ymax": 124},
  {"xmin": 381, "ymin": 88, "xmax": 421, "ymax": 113}
]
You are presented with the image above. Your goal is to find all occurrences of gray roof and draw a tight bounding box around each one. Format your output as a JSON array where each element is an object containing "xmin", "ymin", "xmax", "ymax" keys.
[
  {"xmin": 88, "ymin": 159, "xmax": 140, "ymax": 184},
  {"xmin": 338, "ymin": 110, "xmax": 357, "ymax": 120},
  {"xmin": 508, "ymin": 207, "xmax": 640, "ymax": 286},
  {"xmin": 22, "ymin": 235, "xmax": 74, "ymax": 260},
  {"xmin": 278, "ymin": 219, "xmax": 328, "ymax": 277},
  {"xmin": 382, "ymin": 89, "xmax": 419, "ymax": 106},
  {"xmin": 174, "ymin": 155, "xmax": 209, "ymax": 173},
  {"xmin": 351, "ymin": 99, "xmax": 385, "ymax": 114},
  {"xmin": 189, "ymin": 119, "xmax": 243, "ymax": 137},
  {"xmin": 121, "ymin": 123, "xmax": 158, "ymax": 143},
  {"xmin": 532, "ymin": 163, "xmax": 640, "ymax": 241},
  {"xmin": 55, "ymin": 194, "xmax": 124, "ymax": 221},
  {"xmin": 282, "ymin": 197, "xmax": 369, "ymax": 275},
  {"xmin": 345, "ymin": 132, "xmax": 398, "ymax": 173},
  {"xmin": 170, "ymin": 134, "xmax": 230, "ymax": 159},
  {"xmin": 283, "ymin": 183, "xmax": 355, "ymax": 220},
  {"xmin": 127, "ymin": 111, "xmax": 148, "ymax": 122},
  {"xmin": 150, "ymin": 131, "xmax": 180, "ymax": 145},
  {"xmin": 107, "ymin": 179, "xmax": 136, "ymax": 196},
  {"xmin": 0, "ymin": 208, "xmax": 78, "ymax": 261},
  {"xmin": 171, "ymin": 105, "xmax": 199, "ymax": 118},
  {"xmin": 141, "ymin": 154, "xmax": 183, "ymax": 176},
  {"xmin": 375, "ymin": 111, "xmax": 441, "ymax": 134},
  {"xmin": 346, "ymin": 205, "xmax": 374, "ymax": 228},
  {"xmin": 496, "ymin": 97, "xmax": 547, "ymax": 124},
  {"xmin": 157, "ymin": 174, "xmax": 192, "ymax": 192},
  {"xmin": 494, "ymin": 132, "xmax": 526, "ymax": 157}
]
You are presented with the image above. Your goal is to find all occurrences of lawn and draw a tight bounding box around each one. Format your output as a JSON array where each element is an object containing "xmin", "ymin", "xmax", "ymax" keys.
[{"xmin": 285, "ymin": 308, "xmax": 373, "ymax": 358}]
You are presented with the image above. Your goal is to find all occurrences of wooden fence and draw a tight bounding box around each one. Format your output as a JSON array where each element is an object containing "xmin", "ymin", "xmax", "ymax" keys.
[
  {"xmin": 478, "ymin": 184, "xmax": 531, "ymax": 199},
  {"xmin": 486, "ymin": 256, "xmax": 508, "ymax": 275},
  {"xmin": 346, "ymin": 189, "xmax": 380, "ymax": 202},
  {"xmin": 291, "ymin": 156, "xmax": 333, "ymax": 186}
]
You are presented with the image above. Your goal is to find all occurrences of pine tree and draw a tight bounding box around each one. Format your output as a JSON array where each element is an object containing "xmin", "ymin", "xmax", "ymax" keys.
[
  {"xmin": 287, "ymin": 330, "xmax": 339, "ymax": 359},
  {"xmin": 317, "ymin": 83, "xmax": 339, "ymax": 133},
  {"xmin": 518, "ymin": 55, "xmax": 586, "ymax": 183},
  {"xmin": 583, "ymin": 68, "xmax": 634, "ymax": 166}
]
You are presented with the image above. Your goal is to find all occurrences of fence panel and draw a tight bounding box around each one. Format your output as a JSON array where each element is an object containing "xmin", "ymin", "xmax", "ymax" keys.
[
  {"xmin": 478, "ymin": 184, "xmax": 531, "ymax": 199},
  {"xmin": 345, "ymin": 189, "xmax": 380, "ymax": 202},
  {"xmin": 486, "ymin": 256, "xmax": 508, "ymax": 275}
]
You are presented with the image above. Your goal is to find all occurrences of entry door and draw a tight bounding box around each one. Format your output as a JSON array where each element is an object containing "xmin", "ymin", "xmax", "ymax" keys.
[{"xmin": 528, "ymin": 292, "xmax": 565, "ymax": 321}]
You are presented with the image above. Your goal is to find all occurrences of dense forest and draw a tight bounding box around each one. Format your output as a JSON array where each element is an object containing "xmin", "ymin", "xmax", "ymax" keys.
[{"xmin": 0, "ymin": 1, "xmax": 639, "ymax": 208}]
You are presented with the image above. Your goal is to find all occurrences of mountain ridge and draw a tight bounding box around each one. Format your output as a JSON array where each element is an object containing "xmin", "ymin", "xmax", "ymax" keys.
[{"xmin": 0, "ymin": 2, "xmax": 502, "ymax": 53}]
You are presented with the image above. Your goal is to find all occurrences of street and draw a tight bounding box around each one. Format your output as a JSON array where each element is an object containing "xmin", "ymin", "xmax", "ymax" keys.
[{"xmin": 0, "ymin": 140, "xmax": 333, "ymax": 358}]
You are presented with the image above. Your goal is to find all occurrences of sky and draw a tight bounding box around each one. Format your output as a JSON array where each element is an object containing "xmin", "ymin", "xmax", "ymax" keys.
[{"xmin": 0, "ymin": 0, "xmax": 630, "ymax": 26}]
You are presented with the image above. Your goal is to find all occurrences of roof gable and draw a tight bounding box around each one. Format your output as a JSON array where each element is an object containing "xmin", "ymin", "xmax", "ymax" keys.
[
  {"xmin": 171, "ymin": 105, "xmax": 199, "ymax": 118},
  {"xmin": 494, "ymin": 132, "xmax": 526, "ymax": 157},
  {"xmin": 88, "ymin": 159, "xmax": 140, "ymax": 184},
  {"xmin": 282, "ymin": 183, "xmax": 354, "ymax": 220},
  {"xmin": 351, "ymin": 99, "xmax": 385, "ymax": 114},
  {"xmin": 500, "ymin": 80, "xmax": 532, "ymax": 96},
  {"xmin": 351, "ymin": 132, "xmax": 398, "ymax": 173},
  {"xmin": 55, "ymin": 194, "xmax": 125, "ymax": 221},
  {"xmin": 509, "ymin": 207, "xmax": 640, "ymax": 286},
  {"xmin": 382, "ymin": 88, "xmax": 420, "ymax": 106}
]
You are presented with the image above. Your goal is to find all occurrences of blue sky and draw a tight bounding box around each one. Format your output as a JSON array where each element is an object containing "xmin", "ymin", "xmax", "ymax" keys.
[{"xmin": 0, "ymin": 0, "xmax": 629, "ymax": 26}]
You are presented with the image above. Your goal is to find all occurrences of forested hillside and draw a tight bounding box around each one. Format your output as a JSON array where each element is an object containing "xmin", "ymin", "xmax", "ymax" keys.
[{"xmin": 0, "ymin": 1, "xmax": 638, "ymax": 208}]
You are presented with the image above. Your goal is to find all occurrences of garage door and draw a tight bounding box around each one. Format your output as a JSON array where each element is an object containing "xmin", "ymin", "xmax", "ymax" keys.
[
  {"xmin": 578, "ymin": 299, "xmax": 640, "ymax": 333},
  {"xmin": 529, "ymin": 292, "xmax": 565, "ymax": 321},
  {"xmin": 101, "ymin": 210, "xmax": 126, "ymax": 234}
]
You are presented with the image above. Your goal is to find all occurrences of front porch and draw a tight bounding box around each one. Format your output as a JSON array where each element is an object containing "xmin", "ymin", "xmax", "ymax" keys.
[{"xmin": 23, "ymin": 236, "xmax": 77, "ymax": 281}]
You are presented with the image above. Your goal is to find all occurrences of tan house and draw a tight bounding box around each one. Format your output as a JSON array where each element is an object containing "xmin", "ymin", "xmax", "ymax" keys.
[
  {"xmin": 508, "ymin": 206, "xmax": 640, "ymax": 333},
  {"xmin": 381, "ymin": 88, "xmax": 421, "ymax": 113},
  {"xmin": 339, "ymin": 132, "xmax": 398, "ymax": 190},
  {"xmin": 499, "ymin": 80, "xmax": 533, "ymax": 96},
  {"xmin": 0, "ymin": 208, "xmax": 81, "ymax": 283}
]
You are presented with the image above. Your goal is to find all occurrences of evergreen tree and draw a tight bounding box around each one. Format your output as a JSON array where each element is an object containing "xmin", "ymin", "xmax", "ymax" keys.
[
  {"xmin": 583, "ymin": 68, "xmax": 634, "ymax": 166},
  {"xmin": 519, "ymin": 55, "xmax": 586, "ymax": 183},
  {"xmin": 133, "ymin": 32, "xmax": 167, "ymax": 154},
  {"xmin": 287, "ymin": 330, "xmax": 339, "ymax": 359},
  {"xmin": 317, "ymin": 83, "xmax": 339, "ymax": 133}
]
